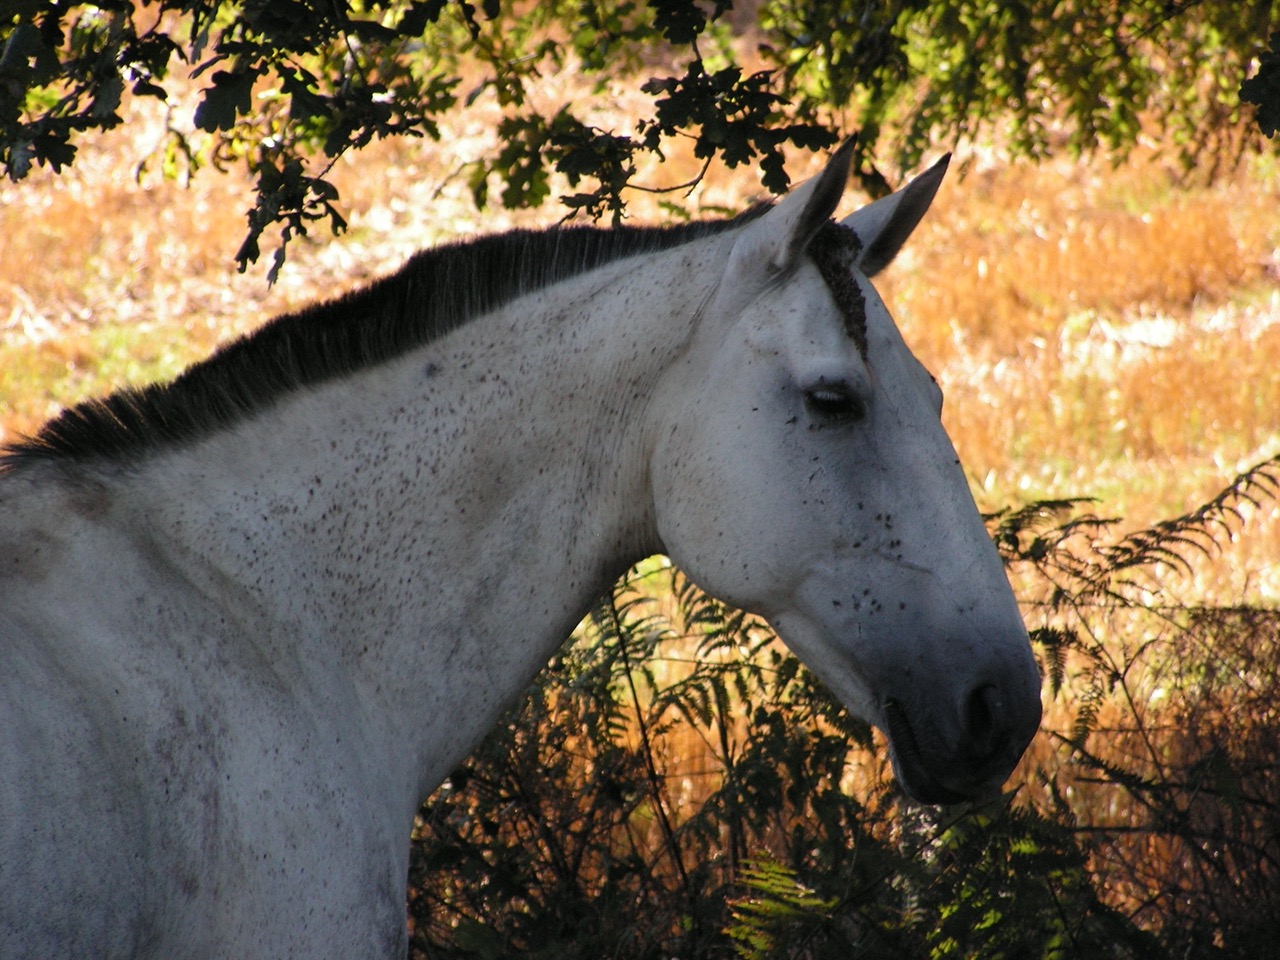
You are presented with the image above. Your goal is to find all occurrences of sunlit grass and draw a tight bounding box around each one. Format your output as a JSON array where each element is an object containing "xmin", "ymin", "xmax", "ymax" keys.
[
  {"xmin": 2, "ymin": 84, "xmax": 1276, "ymax": 601},
  {"xmin": 0, "ymin": 320, "xmax": 206, "ymax": 441},
  {"xmin": 862, "ymin": 148, "xmax": 1280, "ymax": 604}
]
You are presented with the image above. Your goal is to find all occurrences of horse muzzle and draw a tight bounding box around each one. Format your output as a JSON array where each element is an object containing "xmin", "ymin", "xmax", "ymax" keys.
[{"xmin": 882, "ymin": 673, "xmax": 1042, "ymax": 804}]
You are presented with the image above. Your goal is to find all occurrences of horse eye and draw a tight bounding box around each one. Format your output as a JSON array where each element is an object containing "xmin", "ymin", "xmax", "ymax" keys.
[{"xmin": 804, "ymin": 386, "xmax": 866, "ymax": 424}]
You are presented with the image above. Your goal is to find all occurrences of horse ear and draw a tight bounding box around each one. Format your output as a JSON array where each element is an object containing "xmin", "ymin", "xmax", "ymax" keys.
[
  {"xmin": 841, "ymin": 153, "xmax": 950, "ymax": 278},
  {"xmin": 732, "ymin": 138, "xmax": 856, "ymax": 274}
]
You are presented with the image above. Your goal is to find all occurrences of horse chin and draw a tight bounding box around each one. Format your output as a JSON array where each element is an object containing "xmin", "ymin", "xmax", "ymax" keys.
[{"xmin": 883, "ymin": 699, "xmax": 989, "ymax": 806}]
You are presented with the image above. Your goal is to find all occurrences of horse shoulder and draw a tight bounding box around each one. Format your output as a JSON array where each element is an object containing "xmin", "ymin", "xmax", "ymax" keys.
[{"xmin": 0, "ymin": 608, "xmax": 157, "ymax": 955}]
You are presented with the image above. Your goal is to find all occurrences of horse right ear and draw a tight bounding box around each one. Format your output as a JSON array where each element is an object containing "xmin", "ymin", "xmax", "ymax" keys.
[
  {"xmin": 729, "ymin": 139, "xmax": 856, "ymax": 277},
  {"xmin": 841, "ymin": 153, "xmax": 950, "ymax": 278}
]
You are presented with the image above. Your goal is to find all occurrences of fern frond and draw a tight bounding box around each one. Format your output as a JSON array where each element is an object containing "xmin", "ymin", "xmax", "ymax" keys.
[
  {"xmin": 1100, "ymin": 451, "xmax": 1280, "ymax": 578},
  {"xmin": 1070, "ymin": 681, "xmax": 1105, "ymax": 748},
  {"xmin": 1068, "ymin": 743, "xmax": 1166, "ymax": 799},
  {"xmin": 725, "ymin": 854, "xmax": 838, "ymax": 960},
  {"xmin": 1031, "ymin": 626, "xmax": 1077, "ymax": 697}
]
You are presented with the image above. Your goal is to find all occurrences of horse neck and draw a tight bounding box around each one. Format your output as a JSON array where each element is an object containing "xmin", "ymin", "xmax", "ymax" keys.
[{"xmin": 115, "ymin": 238, "xmax": 726, "ymax": 810}]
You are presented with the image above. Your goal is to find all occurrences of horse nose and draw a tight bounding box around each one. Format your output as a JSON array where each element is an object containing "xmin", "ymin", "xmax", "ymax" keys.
[
  {"xmin": 881, "ymin": 663, "xmax": 1042, "ymax": 804},
  {"xmin": 962, "ymin": 679, "xmax": 1040, "ymax": 770},
  {"xmin": 964, "ymin": 684, "xmax": 1004, "ymax": 763}
]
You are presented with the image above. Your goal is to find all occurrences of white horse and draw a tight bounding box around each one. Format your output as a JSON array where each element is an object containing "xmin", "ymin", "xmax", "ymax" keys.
[{"xmin": 0, "ymin": 142, "xmax": 1040, "ymax": 957}]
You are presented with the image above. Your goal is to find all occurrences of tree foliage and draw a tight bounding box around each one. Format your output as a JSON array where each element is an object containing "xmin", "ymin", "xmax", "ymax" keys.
[
  {"xmin": 1241, "ymin": 29, "xmax": 1280, "ymax": 136},
  {"xmin": 3, "ymin": 1, "xmax": 1278, "ymax": 277}
]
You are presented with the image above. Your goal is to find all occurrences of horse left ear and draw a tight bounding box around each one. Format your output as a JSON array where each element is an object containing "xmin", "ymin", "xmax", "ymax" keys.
[
  {"xmin": 842, "ymin": 153, "xmax": 950, "ymax": 277},
  {"xmin": 730, "ymin": 138, "xmax": 856, "ymax": 275}
]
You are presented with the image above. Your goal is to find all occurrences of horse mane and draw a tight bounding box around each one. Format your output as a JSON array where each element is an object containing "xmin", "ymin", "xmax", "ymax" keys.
[{"xmin": 1, "ymin": 216, "xmax": 765, "ymax": 470}]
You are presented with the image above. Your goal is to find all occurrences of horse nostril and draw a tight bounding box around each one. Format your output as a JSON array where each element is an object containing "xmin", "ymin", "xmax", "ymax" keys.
[{"xmin": 965, "ymin": 684, "xmax": 1005, "ymax": 762}]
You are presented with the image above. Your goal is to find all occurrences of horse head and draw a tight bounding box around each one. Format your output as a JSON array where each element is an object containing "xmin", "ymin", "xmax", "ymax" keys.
[{"xmin": 650, "ymin": 143, "xmax": 1042, "ymax": 803}]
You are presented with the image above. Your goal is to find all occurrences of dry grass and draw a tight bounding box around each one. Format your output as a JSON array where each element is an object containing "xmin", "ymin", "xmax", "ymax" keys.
[
  {"xmin": 2, "ymin": 75, "xmax": 1278, "ymax": 600},
  {"xmin": 880, "ymin": 151, "xmax": 1279, "ymax": 480},
  {"xmin": 873, "ymin": 149, "xmax": 1280, "ymax": 604}
]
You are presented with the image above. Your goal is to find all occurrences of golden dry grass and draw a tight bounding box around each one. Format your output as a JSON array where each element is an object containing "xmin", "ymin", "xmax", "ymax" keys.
[{"xmin": 2, "ymin": 78, "xmax": 1277, "ymax": 601}]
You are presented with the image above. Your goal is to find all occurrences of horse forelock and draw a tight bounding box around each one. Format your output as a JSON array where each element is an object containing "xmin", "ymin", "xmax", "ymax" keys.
[
  {"xmin": 0, "ymin": 216, "xmax": 753, "ymax": 471},
  {"xmin": 808, "ymin": 221, "xmax": 869, "ymax": 360}
]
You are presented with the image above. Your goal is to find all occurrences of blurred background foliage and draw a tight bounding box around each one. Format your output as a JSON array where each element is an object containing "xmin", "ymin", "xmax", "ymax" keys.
[{"xmin": 3, "ymin": 1, "xmax": 1278, "ymax": 278}]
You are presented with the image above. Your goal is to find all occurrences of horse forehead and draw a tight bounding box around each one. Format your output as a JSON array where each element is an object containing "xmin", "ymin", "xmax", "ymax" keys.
[
  {"xmin": 744, "ymin": 262, "xmax": 848, "ymax": 337},
  {"xmin": 768, "ymin": 275, "xmax": 936, "ymax": 417},
  {"xmin": 854, "ymin": 274, "xmax": 913, "ymax": 357},
  {"xmin": 768, "ymin": 266, "xmax": 894, "ymax": 357}
]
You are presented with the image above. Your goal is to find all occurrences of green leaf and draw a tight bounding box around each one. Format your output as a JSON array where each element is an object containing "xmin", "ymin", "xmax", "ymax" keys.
[
  {"xmin": 31, "ymin": 129, "xmax": 76, "ymax": 173},
  {"xmin": 648, "ymin": 0, "xmax": 708, "ymax": 45},
  {"xmin": 194, "ymin": 68, "xmax": 258, "ymax": 133},
  {"xmin": 397, "ymin": 0, "xmax": 450, "ymax": 35},
  {"xmin": 131, "ymin": 77, "xmax": 168, "ymax": 100},
  {"xmin": 1241, "ymin": 31, "xmax": 1280, "ymax": 137}
]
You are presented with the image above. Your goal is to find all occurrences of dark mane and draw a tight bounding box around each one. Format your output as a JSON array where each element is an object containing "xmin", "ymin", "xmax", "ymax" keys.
[{"xmin": 1, "ymin": 217, "xmax": 753, "ymax": 470}]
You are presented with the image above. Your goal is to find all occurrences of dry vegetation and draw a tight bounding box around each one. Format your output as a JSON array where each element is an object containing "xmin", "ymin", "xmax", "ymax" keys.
[
  {"xmin": 5, "ymin": 51, "xmax": 1280, "ymax": 957},
  {"xmin": 3, "ymin": 80, "xmax": 1277, "ymax": 602}
]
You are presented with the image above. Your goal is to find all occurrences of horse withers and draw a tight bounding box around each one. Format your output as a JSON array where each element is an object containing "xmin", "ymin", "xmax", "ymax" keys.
[{"xmin": 0, "ymin": 141, "xmax": 1040, "ymax": 957}]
